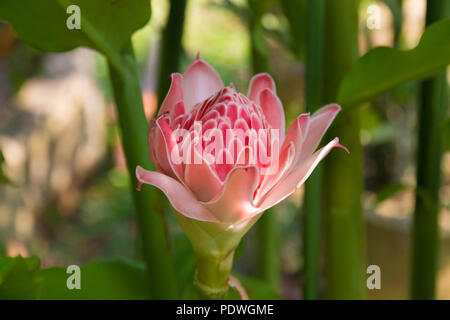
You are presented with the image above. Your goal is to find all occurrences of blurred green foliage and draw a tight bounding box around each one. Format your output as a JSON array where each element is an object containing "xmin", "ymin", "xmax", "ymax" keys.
[
  {"xmin": 338, "ymin": 19, "xmax": 450, "ymax": 108},
  {"xmin": 39, "ymin": 259, "xmax": 151, "ymax": 299},
  {"xmin": 443, "ymin": 118, "xmax": 450, "ymax": 151},
  {"xmin": 0, "ymin": 256, "xmax": 41, "ymax": 299},
  {"xmin": 0, "ymin": 254, "xmax": 279, "ymax": 299}
]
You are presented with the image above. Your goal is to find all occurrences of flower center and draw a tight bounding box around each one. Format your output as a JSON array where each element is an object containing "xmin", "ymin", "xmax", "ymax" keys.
[{"xmin": 172, "ymin": 86, "xmax": 277, "ymax": 181}]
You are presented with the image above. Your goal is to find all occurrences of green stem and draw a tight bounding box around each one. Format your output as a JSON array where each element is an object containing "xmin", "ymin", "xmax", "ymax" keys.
[
  {"xmin": 157, "ymin": 0, "xmax": 187, "ymax": 107},
  {"xmin": 195, "ymin": 250, "xmax": 234, "ymax": 300},
  {"xmin": 247, "ymin": 1, "xmax": 281, "ymax": 293},
  {"xmin": 107, "ymin": 42, "xmax": 178, "ymax": 299},
  {"xmin": 411, "ymin": 0, "xmax": 448, "ymax": 300},
  {"xmin": 303, "ymin": 0, "xmax": 326, "ymax": 300},
  {"xmin": 255, "ymin": 211, "xmax": 280, "ymax": 292},
  {"xmin": 323, "ymin": 111, "xmax": 366, "ymax": 299},
  {"xmin": 323, "ymin": 0, "xmax": 367, "ymax": 299},
  {"xmin": 172, "ymin": 210, "xmax": 258, "ymax": 300}
]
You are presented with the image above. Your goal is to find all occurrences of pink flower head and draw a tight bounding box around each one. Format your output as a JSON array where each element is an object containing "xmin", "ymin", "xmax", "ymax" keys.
[{"xmin": 137, "ymin": 57, "xmax": 347, "ymax": 225}]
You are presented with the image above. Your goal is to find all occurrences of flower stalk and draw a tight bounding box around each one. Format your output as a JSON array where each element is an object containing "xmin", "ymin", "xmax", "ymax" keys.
[
  {"xmin": 173, "ymin": 210, "xmax": 259, "ymax": 300},
  {"xmin": 411, "ymin": 0, "xmax": 448, "ymax": 300},
  {"xmin": 194, "ymin": 250, "xmax": 234, "ymax": 299},
  {"xmin": 157, "ymin": 0, "xmax": 187, "ymax": 107},
  {"xmin": 303, "ymin": 0, "xmax": 326, "ymax": 300},
  {"xmin": 323, "ymin": 0, "xmax": 367, "ymax": 299},
  {"xmin": 108, "ymin": 42, "xmax": 178, "ymax": 299}
]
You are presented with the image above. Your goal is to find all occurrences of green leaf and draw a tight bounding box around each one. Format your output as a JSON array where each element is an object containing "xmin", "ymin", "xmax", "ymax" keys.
[
  {"xmin": 0, "ymin": 256, "xmax": 42, "ymax": 299},
  {"xmin": 443, "ymin": 118, "xmax": 450, "ymax": 151},
  {"xmin": 39, "ymin": 259, "xmax": 151, "ymax": 300},
  {"xmin": 0, "ymin": 0, "xmax": 150, "ymax": 69},
  {"xmin": 338, "ymin": 19, "xmax": 450, "ymax": 108},
  {"xmin": 376, "ymin": 182, "xmax": 408, "ymax": 204}
]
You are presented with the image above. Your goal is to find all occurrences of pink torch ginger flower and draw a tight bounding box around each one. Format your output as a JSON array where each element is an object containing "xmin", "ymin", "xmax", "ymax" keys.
[
  {"xmin": 136, "ymin": 57, "xmax": 347, "ymax": 298},
  {"xmin": 136, "ymin": 57, "xmax": 346, "ymax": 226}
]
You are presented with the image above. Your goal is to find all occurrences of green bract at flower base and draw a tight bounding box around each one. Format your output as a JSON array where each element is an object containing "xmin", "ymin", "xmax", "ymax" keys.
[{"xmin": 174, "ymin": 210, "xmax": 260, "ymax": 299}]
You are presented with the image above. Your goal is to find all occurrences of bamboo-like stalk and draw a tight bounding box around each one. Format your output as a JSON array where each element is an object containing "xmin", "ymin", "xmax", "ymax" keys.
[
  {"xmin": 255, "ymin": 210, "xmax": 280, "ymax": 293},
  {"xmin": 411, "ymin": 0, "xmax": 448, "ymax": 300},
  {"xmin": 108, "ymin": 43, "xmax": 178, "ymax": 299},
  {"xmin": 322, "ymin": 0, "xmax": 367, "ymax": 299},
  {"xmin": 302, "ymin": 0, "xmax": 326, "ymax": 300},
  {"xmin": 248, "ymin": 1, "xmax": 281, "ymax": 293},
  {"xmin": 157, "ymin": 0, "xmax": 187, "ymax": 106}
]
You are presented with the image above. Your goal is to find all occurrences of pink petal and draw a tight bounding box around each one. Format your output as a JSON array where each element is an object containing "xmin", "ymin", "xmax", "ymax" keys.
[
  {"xmin": 282, "ymin": 113, "xmax": 309, "ymax": 169},
  {"xmin": 155, "ymin": 116, "xmax": 185, "ymax": 182},
  {"xmin": 171, "ymin": 100, "xmax": 185, "ymax": 119},
  {"xmin": 299, "ymin": 104, "xmax": 341, "ymax": 161},
  {"xmin": 184, "ymin": 142, "xmax": 223, "ymax": 202},
  {"xmin": 136, "ymin": 166, "xmax": 218, "ymax": 222},
  {"xmin": 254, "ymin": 142, "xmax": 295, "ymax": 204},
  {"xmin": 235, "ymin": 145, "xmax": 254, "ymax": 167},
  {"xmin": 254, "ymin": 114, "xmax": 308, "ymax": 202},
  {"xmin": 247, "ymin": 73, "xmax": 276, "ymax": 104},
  {"xmin": 258, "ymin": 138, "xmax": 345, "ymax": 211},
  {"xmin": 202, "ymin": 166, "xmax": 260, "ymax": 223},
  {"xmin": 226, "ymin": 103, "xmax": 238, "ymax": 127},
  {"xmin": 214, "ymin": 148, "xmax": 235, "ymax": 181},
  {"xmin": 149, "ymin": 121, "xmax": 174, "ymax": 177},
  {"xmin": 158, "ymin": 73, "xmax": 183, "ymax": 116},
  {"xmin": 259, "ymin": 89, "xmax": 285, "ymax": 141},
  {"xmin": 182, "ymin": 58, "xmax": 224, "ymax": 112}
]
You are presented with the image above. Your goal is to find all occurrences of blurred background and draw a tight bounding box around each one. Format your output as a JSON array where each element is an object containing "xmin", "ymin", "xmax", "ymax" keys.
[{"xmin": 0, "ymin": 0, "xmax": 449, "ymax": 299}]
